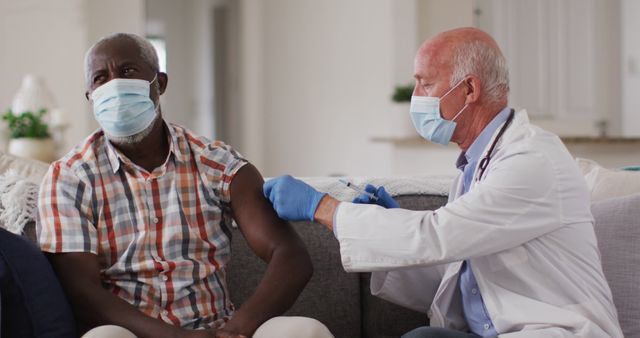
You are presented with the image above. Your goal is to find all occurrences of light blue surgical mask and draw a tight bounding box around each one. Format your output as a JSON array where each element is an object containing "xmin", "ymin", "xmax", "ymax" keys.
[
  {"xmin": 409, "ymin": 79, "xmax": 468, "ymax": 145},
  {"xmin": 90, "ymin": 76, "xmax": 158, "ymax": 137}
]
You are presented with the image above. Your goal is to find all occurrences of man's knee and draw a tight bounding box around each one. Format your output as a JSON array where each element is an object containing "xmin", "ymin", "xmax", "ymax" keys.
[
  {"xmin": 82, "ymin": 325, "xmax": 137, "ymax": 338},
  {"xmin": 253, "ymin": 316, "xmax": 334, "ymax": 338}
]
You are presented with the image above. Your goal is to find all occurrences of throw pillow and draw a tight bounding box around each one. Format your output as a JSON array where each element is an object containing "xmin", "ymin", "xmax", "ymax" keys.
[
  {"xmin": 0, "ymin": 151, "xmax": 48, "ymax": 183},
  {"xmin": 591, "ymin": 194, "xmax": 640, "ymax": 338},
  {"xmin": 576, "ymin": 158, "xmax": 640, "ymax": 202},
  {"xmin": 0, "ymin": 169, "xmax": 39, "ymax": 235}
]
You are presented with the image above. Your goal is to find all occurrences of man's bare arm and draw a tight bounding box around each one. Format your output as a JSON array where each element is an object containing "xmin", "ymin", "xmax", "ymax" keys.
[
  {"xmin": 223, "ymin": 164, "xmax": 313, "ymax": 336},
  {"xmin": 47, "ymin": 253, "xmax": 214, "ymax": 338}
]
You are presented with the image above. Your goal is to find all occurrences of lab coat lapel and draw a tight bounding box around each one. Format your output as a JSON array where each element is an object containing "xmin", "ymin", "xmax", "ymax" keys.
[{"xmin": 469, "ymin": 109, "xmax": 529, "ymax": 188}]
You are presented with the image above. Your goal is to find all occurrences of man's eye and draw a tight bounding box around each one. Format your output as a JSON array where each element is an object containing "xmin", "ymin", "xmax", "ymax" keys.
[
  {"xmin": 123, "ymin": 67, "xmax": 136, "ymax": 74},
  {"xmin": 93, "ymin": 75, "xmax": 105, "ymax": 84}
]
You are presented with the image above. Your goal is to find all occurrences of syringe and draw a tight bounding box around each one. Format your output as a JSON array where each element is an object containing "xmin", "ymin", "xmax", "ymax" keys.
[{"xmin": 339, "ymin": 179, "xmax": 378, "ymax": 201}]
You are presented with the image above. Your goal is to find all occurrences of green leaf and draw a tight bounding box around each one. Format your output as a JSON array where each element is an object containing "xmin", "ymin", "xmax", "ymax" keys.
[
  {"xmin": 2, "ymin": 108, "xmax": 50, "ymax": 139},
  {"xmin": 392, "ymin": 84, "xmax": 414, "ymax": 102}
]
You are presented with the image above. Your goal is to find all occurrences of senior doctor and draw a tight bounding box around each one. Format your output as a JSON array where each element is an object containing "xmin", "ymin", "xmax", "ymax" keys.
[{"xmin": 264, "ymin": 28, "xmax": 623, "ymax": 338}]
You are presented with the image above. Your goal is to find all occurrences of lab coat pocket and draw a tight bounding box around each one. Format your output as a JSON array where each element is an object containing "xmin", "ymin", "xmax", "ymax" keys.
[{"xmin": 488, "ymin": 246, "xmax": 529, "ymax": 272}]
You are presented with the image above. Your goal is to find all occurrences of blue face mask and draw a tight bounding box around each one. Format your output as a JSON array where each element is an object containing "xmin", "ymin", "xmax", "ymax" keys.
[
  {"xmin": 409, "ymin": 79, "xmax": 468, "ymax": 145},
  {"xmin": 90, "ymin": 76, "xmax": 158, "ymax": 137}
]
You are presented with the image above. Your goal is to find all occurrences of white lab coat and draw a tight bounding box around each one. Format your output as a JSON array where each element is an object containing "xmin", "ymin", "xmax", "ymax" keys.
[{"xmin": 334, "ymin": 110, "xmax": 623, "ymax": 338}]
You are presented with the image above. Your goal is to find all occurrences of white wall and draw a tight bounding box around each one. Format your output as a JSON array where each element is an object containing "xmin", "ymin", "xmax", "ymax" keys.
[
  {"xmin": 417, "ymin": 0, "xmax": 475, "ymax": 41},
  {"xmin": 0, "ymin": 0, "xmax": 145, "ymax": 156},
  {"xmin": 242, "ymin": 0, "xmax": 411, "ymax": 177},
  {"xmin": 622, "ymin": 0, "xmax": 640, "ymax": 137},
  {"xmin": 145, "ymin": 0, "xmax": 197, "ymax": 131},
  {"xmin": 0, "ymin": 0, "xmax": 87, "ymax": 153}
]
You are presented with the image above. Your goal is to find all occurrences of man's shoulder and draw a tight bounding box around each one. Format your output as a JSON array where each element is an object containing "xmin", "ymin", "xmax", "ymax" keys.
[
  {"xmin": 53, "ymin": 130, "xmax": 108, "ymax": 176},
  {"xmin": 171, "ymin": 123, "xmax": 245, "ymax": 166}
]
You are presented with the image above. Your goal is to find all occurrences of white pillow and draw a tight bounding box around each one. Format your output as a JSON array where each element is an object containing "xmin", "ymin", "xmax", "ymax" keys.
[
  {"xmin": 0, "ymin": 151, "xmax": 49, "ymax": 182},
  {"xmin": 576, "ymin": 158, "xmax": 640, "ymax": 202}
]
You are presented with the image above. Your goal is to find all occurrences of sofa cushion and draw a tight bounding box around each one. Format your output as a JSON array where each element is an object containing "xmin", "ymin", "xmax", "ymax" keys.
[
  {"xmin": 591, "ymin": 194, "xmax": 640, "ymax": 338},
  {"xmin": 0, "ymin": 228, "xmax": 76, "ymax": 337},
  {"xmin": 577, "ymin": 158, "xmax": 640, "ymax": 202}
]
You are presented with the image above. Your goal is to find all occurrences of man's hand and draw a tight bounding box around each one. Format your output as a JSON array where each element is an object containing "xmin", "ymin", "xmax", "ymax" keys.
[
  {"xmin": 263, "ymin": 175, "xmax": 326, "ymax": 221},
  {"xmin": 352, "ymin": 184, "xmax": 399, "ymax": 208}
]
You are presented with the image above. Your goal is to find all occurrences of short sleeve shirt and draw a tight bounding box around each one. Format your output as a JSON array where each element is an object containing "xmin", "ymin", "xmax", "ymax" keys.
[{"xmin": 37, "ymin": 122, "xmax": 247, "ymax": 330}]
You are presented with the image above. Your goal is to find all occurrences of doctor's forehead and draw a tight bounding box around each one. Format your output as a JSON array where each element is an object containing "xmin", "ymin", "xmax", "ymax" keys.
[
  {"xmin": 414, "ymin": 56, "xmax": 449, "ymax": 81},
  {"xmin": 414, "ymin": 44, "xmax": 452, "ymax": 80}
]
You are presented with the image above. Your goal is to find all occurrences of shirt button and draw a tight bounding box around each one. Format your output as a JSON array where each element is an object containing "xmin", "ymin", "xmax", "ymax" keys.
[
  {"xmin": 161, "ymin": 275, "xmax": 168, "ymax": 281},
  {"xmin": 153, "ymin": 217, "xmax": 159, "ymax": 224},
  {"xmin": 162, "ymin": 310, "xmax": 168, "ymax": 316},
  {"xmin": 471, "ymin": 288, "xmax": 478, "ymax": 295},
  {"xmin": 483, "ymin": 323, "xmax": 490, "ymax": 330}
]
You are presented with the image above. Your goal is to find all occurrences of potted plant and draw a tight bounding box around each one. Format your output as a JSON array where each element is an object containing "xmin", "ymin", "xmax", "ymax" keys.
[
  {"xmin": 3, "ymin": 108, "xmax": 55, "ymax": 162},
  {"xmin": 389, "ymin": 83, "xmax": 416, "ymax": 138}
]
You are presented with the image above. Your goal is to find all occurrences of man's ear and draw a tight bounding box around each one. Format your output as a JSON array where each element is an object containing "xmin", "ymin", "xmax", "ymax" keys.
[
  {"xmin": 157, "ymin": 72, "xmax": 168, "ymax": 95},
  {"xmin": 464, "ymin": 75, "xmax": 482, "ymax": 104},
  {"xmin": 85, "ymin": 90, "xmax": 90, "ymax": 101}
]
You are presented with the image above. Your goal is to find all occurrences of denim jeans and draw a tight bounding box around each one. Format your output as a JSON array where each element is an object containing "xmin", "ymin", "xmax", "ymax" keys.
[{"xmin": 401, "ymin": 326, "xmax": 487, "ymax": 338}]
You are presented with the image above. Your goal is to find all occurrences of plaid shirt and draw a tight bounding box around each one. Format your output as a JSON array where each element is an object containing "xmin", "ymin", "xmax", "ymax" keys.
[{"xmin": 37, "ymin": 123, "xmax": 247, "ymax": 330}]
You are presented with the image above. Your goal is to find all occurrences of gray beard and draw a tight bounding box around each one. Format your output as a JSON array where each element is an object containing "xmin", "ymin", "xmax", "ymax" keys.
[{"xmin": 106, "ymin": 112, "xmax": 160, "ymax": 145}]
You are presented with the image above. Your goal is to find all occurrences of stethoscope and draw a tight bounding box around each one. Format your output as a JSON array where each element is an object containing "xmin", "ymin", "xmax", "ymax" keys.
[{"xmin": 476, "ymin": 109, "xmax": 516, "ymax": 182}]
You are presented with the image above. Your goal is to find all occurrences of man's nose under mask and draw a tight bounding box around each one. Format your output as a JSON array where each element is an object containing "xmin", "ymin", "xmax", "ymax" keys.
[{"xmin": 91, "ymin": 76, "xmax": 158, "ymax": 138}]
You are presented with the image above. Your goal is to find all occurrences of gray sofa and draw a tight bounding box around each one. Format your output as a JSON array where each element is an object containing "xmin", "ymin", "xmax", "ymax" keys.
[
  {"xmin": 229, "ymin": 191, "xmax": 640, "ymax": 338},
  {"xmin": 0, "ymin": 153, "xmax": 637, "ymax": 338}
]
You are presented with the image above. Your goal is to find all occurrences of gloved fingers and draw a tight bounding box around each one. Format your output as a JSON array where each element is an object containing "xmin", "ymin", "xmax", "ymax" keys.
[
  {"xmin": 263, "ymin": 175, "xmax": 293, "ymax": 204},
  {"xmin": 364, "ymin": 184, "xmax": 377, "ymax": 194},
  {"xmin": 352, "ymin": 194, "xmax": 372, "ymax": 204},
  {"xmin": 376, "ymin": 186, "xmax": 391, "ymax": 198},
  {"xmin": 263, "ymin": 177, "xmax": 277, "ymax": 198},
  {"xmin": 376, "ymin": 186, "xmax": 400, "ymax": 208}
]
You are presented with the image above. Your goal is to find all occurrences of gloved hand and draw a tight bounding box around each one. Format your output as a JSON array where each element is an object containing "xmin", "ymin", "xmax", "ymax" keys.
[
  {"xmin": 352, "ymin": 184, "xmax": 399, "ymax": 208},
  {"xmin": 263, "ymin": 175, "xmax": 326, "ymax": 221}
]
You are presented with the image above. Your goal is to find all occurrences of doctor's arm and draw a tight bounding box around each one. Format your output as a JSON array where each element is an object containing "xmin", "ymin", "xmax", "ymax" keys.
[
  {"xmin": 322, "ymin": 150, "xmax": 565, "ymax": 270},
  {"xmin": 223, "ymin": 164, "xmax": 313, "ymax": 337},
  {"xmin": 269, "ymin": 150, "xmax": 565, "ymax": 271}
]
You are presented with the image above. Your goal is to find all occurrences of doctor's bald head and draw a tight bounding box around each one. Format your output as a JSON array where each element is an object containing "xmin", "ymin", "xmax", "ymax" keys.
[
  {"xmin": 415, "ymin": 27, "xmax": 509, "ymax": 106},
  {"xmin": 412, "ymin": 27, "xmax": 510, "ymax": 150}
]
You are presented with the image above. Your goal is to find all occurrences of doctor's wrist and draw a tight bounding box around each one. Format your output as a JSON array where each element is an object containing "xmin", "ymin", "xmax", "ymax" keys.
[{"xmin": 313, "ymin": 195, "xmax": 340, "ymax": 230}]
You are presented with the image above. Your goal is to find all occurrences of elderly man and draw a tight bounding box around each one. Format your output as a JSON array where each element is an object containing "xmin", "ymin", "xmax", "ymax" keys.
[
  {"xmin": 37, "ymin": 33, "xmax": 333, "ymax": 338},
  {"xmin": 264, "ymin": 28, "xmax": 623, "ymax": 337}
]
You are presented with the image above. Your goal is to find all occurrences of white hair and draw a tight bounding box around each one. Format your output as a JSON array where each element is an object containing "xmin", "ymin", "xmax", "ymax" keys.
[
  {"xmin": 449, "ymin": 40, "xmax": 509, "ymax": 105},
  {"xmin": 84, "ymin": 33, "xmax": 159, "ymax": 86}
]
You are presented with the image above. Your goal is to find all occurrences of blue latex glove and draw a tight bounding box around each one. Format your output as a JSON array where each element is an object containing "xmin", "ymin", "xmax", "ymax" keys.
[
  {"xmin": 352, "ymin": 184, "xmax": 399, "ymax": 208},
  {"xmin": 263, "ymin": 175, "xmax": 326, "ymax": 221}
]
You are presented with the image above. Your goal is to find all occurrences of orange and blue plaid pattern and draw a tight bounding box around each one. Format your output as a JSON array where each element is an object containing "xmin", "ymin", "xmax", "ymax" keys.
[{"xmin": 37, "ymin": 123, "xmax": 246, "ymax": 329}]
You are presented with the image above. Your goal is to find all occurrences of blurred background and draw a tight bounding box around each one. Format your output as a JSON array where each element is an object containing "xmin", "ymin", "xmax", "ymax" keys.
[{"xmin": 1, "ymin": 0, "xmax": 639, "ymax": 177}]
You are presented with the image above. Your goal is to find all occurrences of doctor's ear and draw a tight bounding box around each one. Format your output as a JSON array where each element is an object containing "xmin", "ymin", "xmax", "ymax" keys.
[{"xmin": 463, "ymin": 75, "xmax": 482, "ymax": 104}]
